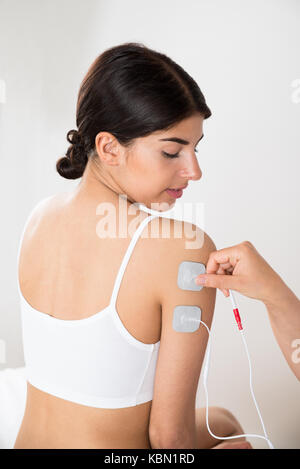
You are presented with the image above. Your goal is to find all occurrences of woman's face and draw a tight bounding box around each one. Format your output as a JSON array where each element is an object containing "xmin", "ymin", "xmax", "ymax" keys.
[
  {"xmin": 122, "ymin": 113, "xmax": 205, "ymax": 211},
  {"xmin": 95, "ymin": 113, "xmax": 205, "ymax": 211}
]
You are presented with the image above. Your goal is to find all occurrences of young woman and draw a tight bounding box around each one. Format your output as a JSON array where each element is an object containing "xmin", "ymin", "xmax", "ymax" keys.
[{"xmin": 14, "ymin": 42, "xmax": 250, "ymax": 449}]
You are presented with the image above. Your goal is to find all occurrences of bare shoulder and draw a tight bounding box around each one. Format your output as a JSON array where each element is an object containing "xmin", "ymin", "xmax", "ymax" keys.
[
  {"xmin": 20, "ymin": 193, "xmax": 65, "ymax": 242},
  {"xmin": 152, "ymin": 217, "xmax": 216, "ymax": 289},
  {"xmin": 153, "ymin": 216, "xmax": 215, "ymax": 249}
]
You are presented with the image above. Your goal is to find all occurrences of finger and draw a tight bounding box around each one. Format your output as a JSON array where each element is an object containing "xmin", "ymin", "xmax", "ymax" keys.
[
  {"xmin": 206, "ymin": 254, "xmax": 229, "ymax": 274},
  {"xmin": 217, "ymin": 267, "xmax": 226, "ymax": 274},
  {"xmin": 196, "ymin": 273, "xmax": 239, "ymax": 291},
  {"xmin": 206, "ymin": 246, "xmax": 242, "ymax": 274},
  {"xmin": 219, "ymin": 262, "xmax": 233, "ymax": 270}
]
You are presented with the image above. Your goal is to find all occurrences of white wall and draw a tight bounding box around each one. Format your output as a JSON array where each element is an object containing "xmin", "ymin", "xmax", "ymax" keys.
[{"xmin": 0, "ymin": 0, "xmax": 299, "ymax": 449}]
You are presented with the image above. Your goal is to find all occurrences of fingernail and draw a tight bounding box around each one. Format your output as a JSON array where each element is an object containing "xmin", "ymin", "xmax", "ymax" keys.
[{"xmin": 195, "ymin": 276, "xmax": 206, "ymax": 285}]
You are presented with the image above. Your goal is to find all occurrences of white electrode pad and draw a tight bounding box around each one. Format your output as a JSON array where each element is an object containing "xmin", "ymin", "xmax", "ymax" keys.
[
  {"xmin": 177, "ymin": 261, "xmax": 206, "ymax": 291},
  {"xmin": 172, "ymin": 305, "xmax": 202, "ymax": 332}
]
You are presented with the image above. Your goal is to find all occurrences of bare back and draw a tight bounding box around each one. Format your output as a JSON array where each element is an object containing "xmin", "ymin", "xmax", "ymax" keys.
[{"xmin": 14, "ymin": 191, "xmax": 163, "ymax": 449}]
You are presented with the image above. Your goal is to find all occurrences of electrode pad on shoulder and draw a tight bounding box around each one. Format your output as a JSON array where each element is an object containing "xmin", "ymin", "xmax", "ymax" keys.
[
  {"xmin": 177, "ymin": 261, "xmax": 206, "ymax": 291},
  {"xmin": 172, "ymin": 305, "xmax": 202, "ymax": 332},
  {"xmin": 172, "ymin": 261, "xmax": 206, "ymax": 332}
]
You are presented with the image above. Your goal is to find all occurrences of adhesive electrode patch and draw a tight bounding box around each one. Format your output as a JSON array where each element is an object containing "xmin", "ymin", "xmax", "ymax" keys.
[
  {"xmin": 177, "ymin": 261, "xmax": 206, "ymax": 291},
  {"xmin": 172, "ymin": 305, "xmax": 202, "ymax": 332},
  {"xmin": 173, "ymin": 261, "xmax": 206, "ymax": 332}
]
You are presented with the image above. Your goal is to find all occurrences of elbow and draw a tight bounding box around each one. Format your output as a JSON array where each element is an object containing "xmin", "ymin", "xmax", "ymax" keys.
[
  {"xmin": 149, "ymin": 428, "xmax": 176, "ymax": 449},
  {"xmin": 149, "ymin": 429, "xmax": 196, "ymax": 449},
  {"xmin": 149, "ymin": 437, "xmax": 183, "ymax": 449}
]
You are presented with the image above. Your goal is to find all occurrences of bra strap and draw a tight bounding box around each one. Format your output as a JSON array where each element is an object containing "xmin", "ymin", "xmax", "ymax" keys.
[{"xmin": 109, "ymin": 214, "xmax": 159, "ymax": 307}]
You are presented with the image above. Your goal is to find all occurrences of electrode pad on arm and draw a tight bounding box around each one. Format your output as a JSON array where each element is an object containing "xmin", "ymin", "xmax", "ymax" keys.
[
  {"xmin": 177, "ymin": 261, "xmax": 206, "ymax": 291},
  {"xmin": 172, "ymin": 261, "xmax": 206, "ymax": 333},
  {"xmin": 172, "ymin": 305, "xmax": 202, "ymax": 332}
]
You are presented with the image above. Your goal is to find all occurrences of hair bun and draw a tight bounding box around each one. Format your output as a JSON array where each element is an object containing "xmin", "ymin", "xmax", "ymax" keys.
[
  {"xmin": 67, "ymin": 129, "xmax": 82, "ymax": 146},
  {"xmin": 56, "ymin": 155, "xmax": 84, "ymax": 179},
  {"xmin": 55, "ymin": 129, "xmax": 88, "ymax": 180}
]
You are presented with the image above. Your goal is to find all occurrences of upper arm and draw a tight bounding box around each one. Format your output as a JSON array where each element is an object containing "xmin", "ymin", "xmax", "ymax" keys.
[{"xmin": 149, "ymin": 219, "xmax": 217, "ymax": 443}]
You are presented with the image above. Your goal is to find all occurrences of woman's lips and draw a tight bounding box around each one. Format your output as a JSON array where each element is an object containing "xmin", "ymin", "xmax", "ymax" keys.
[{"xmin": 166, "ymin": 188, "xmax": 183, "ymax": 199}]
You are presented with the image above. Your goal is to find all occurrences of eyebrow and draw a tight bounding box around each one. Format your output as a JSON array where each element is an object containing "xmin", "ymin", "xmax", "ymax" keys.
[{"xmin": 159, "ymin": 134, "xmax": 204, "ymax": 145}]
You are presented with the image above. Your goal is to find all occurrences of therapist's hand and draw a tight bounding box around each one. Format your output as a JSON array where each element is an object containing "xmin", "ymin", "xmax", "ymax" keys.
[
  {"xmin": 194, "ymin": 241, "xmax": 287, "ymax": 305},
  {"xmin": 195, "ymin": 241, "xmax": 300, "ymax": 381}
]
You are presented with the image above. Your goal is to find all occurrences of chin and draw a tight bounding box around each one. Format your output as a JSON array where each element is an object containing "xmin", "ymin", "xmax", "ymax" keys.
[
  {"xmin": 130, "ymin": 191, "xmax": 176, "ymax": 213},
  {"xmin": 145, "ymin": 200, "xmax": 176, "ymax": 213}
]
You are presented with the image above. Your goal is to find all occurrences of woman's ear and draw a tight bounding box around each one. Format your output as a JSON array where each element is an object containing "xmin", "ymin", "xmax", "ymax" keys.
[{"xmin": 95, "ymin": 132, "xmax": 121, "ymax": 165}]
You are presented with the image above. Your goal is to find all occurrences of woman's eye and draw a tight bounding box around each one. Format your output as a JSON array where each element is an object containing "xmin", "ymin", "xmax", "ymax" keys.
[
  {"xmin": 162, "ymin": 151, "xmax": 180, "ymax": 158},
  {"xmin": 162, "ymin": 148, "xmax": 199, "ymax": 159}
]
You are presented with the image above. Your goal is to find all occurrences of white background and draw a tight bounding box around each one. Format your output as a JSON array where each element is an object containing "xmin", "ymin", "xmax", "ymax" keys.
[{"xmin": 0, "ymin": 0, "xmax": 299, "ymax": 449}]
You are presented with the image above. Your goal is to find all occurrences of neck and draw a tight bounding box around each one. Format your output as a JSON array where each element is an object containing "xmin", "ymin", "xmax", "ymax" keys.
[{"xmin": 73, "ymin": 159, "xmax": 133, "ymax": 205}]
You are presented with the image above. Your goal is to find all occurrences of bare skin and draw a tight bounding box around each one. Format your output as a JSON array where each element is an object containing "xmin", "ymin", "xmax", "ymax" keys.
[{"xmin": 14, "ymin": 114, "xmax": 250, "ymax": 448}]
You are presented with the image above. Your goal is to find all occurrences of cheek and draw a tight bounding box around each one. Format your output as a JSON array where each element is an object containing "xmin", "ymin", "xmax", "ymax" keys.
[
  {"xmin": 127, "ymin": 152, "xmax": 158, "ymax": 179},
  {"xmin": 126, "ymin": 151, "xmax": 178, "ymax": 193},
  {"xmin": 157, "ymin": 158, "xmax": 182, "ymax": 181}
]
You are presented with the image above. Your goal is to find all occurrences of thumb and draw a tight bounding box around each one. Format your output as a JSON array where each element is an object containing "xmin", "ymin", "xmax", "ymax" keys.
[{"xmin": 195, "ymin": 273, "xmax": 240, "ymax": 291}]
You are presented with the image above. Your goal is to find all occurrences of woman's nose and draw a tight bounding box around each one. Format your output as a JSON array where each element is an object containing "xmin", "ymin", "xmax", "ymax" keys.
[{"xmin": 180, "ymin": 156, "xmax": 202, "ymax": 181}]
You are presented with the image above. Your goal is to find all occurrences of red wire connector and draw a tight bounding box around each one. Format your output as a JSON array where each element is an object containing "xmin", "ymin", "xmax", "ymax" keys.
[
  {"xmin": 233, "ymin": 308, "xmax": 243, "ymax": 330},
  {"xmin": 229, "ymin": 290, "xmax": 243, "ymax": 330}
]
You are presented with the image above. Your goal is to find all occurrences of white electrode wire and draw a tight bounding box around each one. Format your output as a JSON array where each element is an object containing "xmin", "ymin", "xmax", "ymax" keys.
[
  {"xmin": 229, "ymin": 289, "xmax": 274, "ymax": 448},
  {"xmin": 239, "ymin": 329, "xmax": 272, "ymax": 446},
  {"xmin": 199, "ymin": 318, "xmax": 275, "ymax": 449}
]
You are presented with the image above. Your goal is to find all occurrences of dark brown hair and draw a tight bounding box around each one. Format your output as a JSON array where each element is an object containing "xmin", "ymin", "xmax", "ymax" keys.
[{"xmin": 56, "ymin": 42, "xmax": 212, "ymax": 179}]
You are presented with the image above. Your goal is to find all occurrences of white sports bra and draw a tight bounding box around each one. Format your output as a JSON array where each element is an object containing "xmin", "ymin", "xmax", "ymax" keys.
[{"xmin": 17, "ymin": 196, "xmax": 161, "ymax": 408}]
